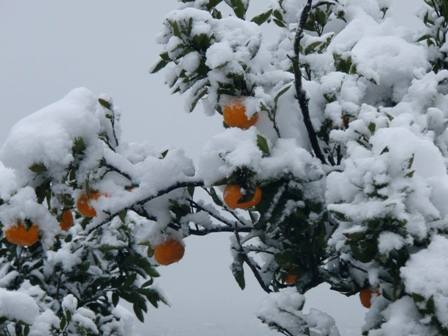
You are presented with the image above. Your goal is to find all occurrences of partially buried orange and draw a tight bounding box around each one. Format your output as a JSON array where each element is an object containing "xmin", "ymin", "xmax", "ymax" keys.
[
  {"xmin": 59, "ymin": 209, "xmax": 74, "ymax": 231},
  {"xmin": 76, "ymin": 191, "xmax": 103, "ymax": 218},
  {"xmin": 283, "ymin": 273, "xmax": 299, "ymax": 285},
  {"xmin": 223, "ymin": 185, "xmax": 262, "ymax": 209},
  {"xmin": 359, "ymin": 288, "xmax": 380, "ymax": 308},
  {"xmin": 223, "ymin": 99, "xmax": 258, "ymax": 129},
  {"xmin": 5, "ymin": 222, "xmax": 40, "ymax": 247}
]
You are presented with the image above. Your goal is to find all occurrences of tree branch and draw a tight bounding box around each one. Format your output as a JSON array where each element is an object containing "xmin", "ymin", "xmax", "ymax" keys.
[
  {"xmin": 290, "ymin": 0, "xmax": 328, "ymax": 165},
  {"xmin": 87, "ymin": 179, "xmax": 204, "ymax": 234},
  {"xmin": 188, "ymin": 226, "xmax": 251, "ymax": 236},
  {"xmin": 234, "ymin": 228, "xmax": 272, "ymax": 293}
]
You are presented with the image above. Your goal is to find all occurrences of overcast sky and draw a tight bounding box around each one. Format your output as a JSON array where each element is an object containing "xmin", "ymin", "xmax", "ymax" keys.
[{"xmin": 0, "ymin": 1, "xmax": 368, "ymax": 335}]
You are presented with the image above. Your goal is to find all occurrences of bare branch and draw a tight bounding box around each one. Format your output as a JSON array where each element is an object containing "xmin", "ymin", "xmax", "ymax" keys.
[{"xmin": 290, "ymin": 0, "xmax": 329, "ymax": 165}]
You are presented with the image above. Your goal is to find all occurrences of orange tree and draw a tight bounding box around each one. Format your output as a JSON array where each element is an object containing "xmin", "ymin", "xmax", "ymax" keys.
[{"xmin": 1, "ymin": 0, "xmax": 448, "ymax": 335}]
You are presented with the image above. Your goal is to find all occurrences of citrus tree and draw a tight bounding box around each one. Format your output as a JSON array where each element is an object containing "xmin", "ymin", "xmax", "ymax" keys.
[{"xmin": 1, "ymin": 0, "xmax": 448, "ymax": 335}]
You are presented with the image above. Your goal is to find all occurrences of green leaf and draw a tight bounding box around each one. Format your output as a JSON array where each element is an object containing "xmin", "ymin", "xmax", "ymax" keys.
[
  {"xmin": 133, "ymin": 304, "xmax": 145, "ymax": 322},
  {"xmin": 230, "ymin": 0, "xmax": 247, "ymax": 19},
  {"xmin": 98, "ymin": 98, "xmax": 112, "ymax": 109},
  {"xmin": 187, "ymin": 185, "xmax": 195, "ymax": 198},
  {"xmin": 274, "ymin": 84, "xmax": 291, "ymax": 106},
  {"xmin": 147, "ymin": 245, "xmax": 154, "ymax": 257},
  {"xmin": 251, "ymin": 9, "xmax": 272, "ymax": 25},
  {"xmin": 333, "ymin": 53, "xmax": 356, "ymax": 74},
  {"xmin": 272, "ymin": 10, "xmax": 286, "ymax": 27},
  {"xmin": 257, "ymin": 135, "xmax": 270, "ymax": 156},
  {"xmin": 304, "ymin": 41, "xmax": 322, "ymax": 55},
  {"xmin": 160, "ymin": 149, "xmax": 169, "ymax": 159},
  {"xmin": 407, "ymin": 154, "xmax": 415, "ymax": 170},
  {"xmin": 368, "ymin": 122, "xmax": 376, "ymax": 134},
  {"xmin": 151, "ymin": 58, "xmax": 169, "ymax": 73},
  {"xmin": 112, "ymin": 292, "xmax": 119, "ymax": 307},
  {"xmin": 60, "ymin": 315, "xmax": 67, "ymax": 330},
  {"xmin": 209, "ymin": 187, "xmax": 224, "ymax": 206},
  {"xmin": 72, "ymin": 137, "xmax": 87, "ymax": 156},
  {"xmin": 168, "ymin": 20, "xmax": 182, "ymax": 38},
  {"xmin": 315, "ymin": 8, "xmax": 327, "ymax": 27},
  {"xmin": 142, "ymin": 278, "xmax": 154, "ymax": 287},
  {"xmin": 29, "ymin": 163, "xmax": 47, "ymax": 174},
  {"xmin": 231, "ymin": 257, "xmax": 246, "ymax": 290},
  {"xmin": 142, "ymin": 288, "xmax": 162, "ymax": 308},
  {"xmin": 188, "ymin": 86, "xmax": 208, "ymax": 112},
  {"xmin": 207, "ymin": 0, "xmax": 223, "ymax": 9},
  {"xmin": 192, "ymin": 34, "xmax": 212, "ymax": 50},
  {"xmin": 118, "ymin": 210, "xmax": 127, "ymax": 224}
]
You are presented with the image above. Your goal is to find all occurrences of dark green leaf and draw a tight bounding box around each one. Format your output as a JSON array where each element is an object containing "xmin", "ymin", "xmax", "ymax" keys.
[
  {"xmin": 251, "ymin": 9, "xmax": 273, "ymax": 25},
  {"xmin": 231, "ymin": 257, "xmax": 245, "ymax": 290},
  {"xmin": 230, "ymin": 0, "xmax": 247, "ymax": 19},
  {"xmin": 29, "ymin": 163, "xmax": 47, "ymax": 174},
  {"xmin": 98, "ymin": 98, "xmax": 112, "ymax": 109},
  {"xmin": 72, "ymin": 137, "xmax": 87, "ymax": 156},
  {"xmin": 112, "ymin": 292, "xmax": 119, "ymax": 307}
]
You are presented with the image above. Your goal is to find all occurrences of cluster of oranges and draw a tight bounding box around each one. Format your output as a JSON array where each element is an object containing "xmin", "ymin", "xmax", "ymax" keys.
[
  {"xmin": 222, "ymin": 99, "xmax": 302, "ymax": 285},
  {"xmin": 221, "ymin": 98, "xmax": 263, "ymax": 211},
  {"xmin": 152, "ymin": 98, "xmax": 261, "ymax": 266},
  {"xmin": 4, "ymin": 190, "xmax": 105, "ymax": 247},
  {"xmin": 3, "ymin": 188, "xmax": 186, "ymax": 267},
  {"xmin": 150, "ymin": 98, "xmax": 262, "ymax": 266}
]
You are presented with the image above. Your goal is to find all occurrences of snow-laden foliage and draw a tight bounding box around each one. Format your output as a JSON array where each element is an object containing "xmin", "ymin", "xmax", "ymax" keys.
[
  {"xmin": 2, "ymin": 0, "xmax": 448, "ymax": 335},
  {"xmin": 151, "ymin": 0, "xmax": 448, "ymax": 335}
]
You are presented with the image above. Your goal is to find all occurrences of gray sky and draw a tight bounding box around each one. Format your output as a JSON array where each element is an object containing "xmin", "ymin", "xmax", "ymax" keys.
[{"xmin": 0, "ymin": 1, "xmax": 364, "ymax": 335}]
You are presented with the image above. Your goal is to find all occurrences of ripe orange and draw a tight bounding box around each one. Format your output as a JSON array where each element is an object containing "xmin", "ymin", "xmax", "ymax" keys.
[
  {"xmin": 76, "ymin": 191, "xmax": 103, "ymax": 218},
  {"xmin": 223, "ymin": 185, "xmax": 262, "ymax": 209},
  {"xmin": 359, "ymin": 288, "xmax": 380, "ymax": 308},
  {"xmin": 223, "ymin": 99, "xmax": 258, "ymax": 129},
  {"xmin": 153, "ymin": 239, "xmax": 185, "ymax": 266},
  {"xmin": 283, "ymin": 273, "xmax": 299, "ymax": 285},
  {"xmin": 59, "ymin": 209, "xmax": 74, "ymax": 231},
  {"xmin": 5, "ymin": 222, "xmax": 39, "ymax": 247}
]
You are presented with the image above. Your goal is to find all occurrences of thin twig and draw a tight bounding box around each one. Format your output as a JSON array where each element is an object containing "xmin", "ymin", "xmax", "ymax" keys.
[
  {"xmin": 188, "ymin": 198, "xmax": 251, "ymax": 229},
  {"xmin": 189, "ymin": 226, "xmax": 251, "ymax": 236},
  {"xmin": 101, "ymin": 162, "xmax": 133, "ymax": 182},
  {"xmin": 234, "ymin": 227, "xmax": 272, "ymax": 293}
]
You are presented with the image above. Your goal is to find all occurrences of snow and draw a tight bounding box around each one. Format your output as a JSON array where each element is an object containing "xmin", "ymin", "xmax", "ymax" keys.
[
  {"xmin": 0, "ymin": 287, "xmax": 40, "ymax": 325},
  {"xmin": 377, "ymin": 232, "xmax": 405, "ymax": 255},
  {"xmin": 0, "ymin": 162, "xmax": 17, "ymax": 201},
  {"xmin": 198, "ymin": 127, "xmax": 262, "ymax": 185},
  {"xmin": 258, "ymin": 288, "xmax": 340, "ymax": 336},
  {"xmin": 29, "ymin": 310, "xmax": 60, "ymax": 336},
  {"xmin": 0, "ymin": 88, "xmax": 101, "ymax": 185},
  {"xmin": 367, "ymin": 296, "xmax": 436, "ymax": 336},
  {"xmin": 62, "ymin": 294, "xmax": 78, "ymax": 313},
  {"xmin": 402, "ymin": 235, "xmax": 448, "ymax": 302}
]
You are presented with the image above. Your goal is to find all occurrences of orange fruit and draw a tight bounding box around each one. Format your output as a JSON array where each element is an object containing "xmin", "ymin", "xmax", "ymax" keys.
[
  {"xmin": 153, "ymin": 239, "xmax": 185, "ymax": 266},
  {"xmin": 283, "ymin": 273, "xmax": 299, "ymax": 285},
  {"xmin": 5, "ymin": 222, "xmax": 39, "ymax": 247},
  {"xmin": 76, "ymin": 191, "xmax": 103, "ymax": 218},
  {"xmin": 59, "ymin": 209, "xmax": 74, "ymax": 231},
  {"xmin": 359, "ymin": 288, "xmax": 380, "ymax": 308},
  {"xmin": 223, "ymin": 99, "xmax": 258, "ymax": 129},
  {"xmin": 223, "ymin": 185, "xmax": 262, "ymax": 209}
]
